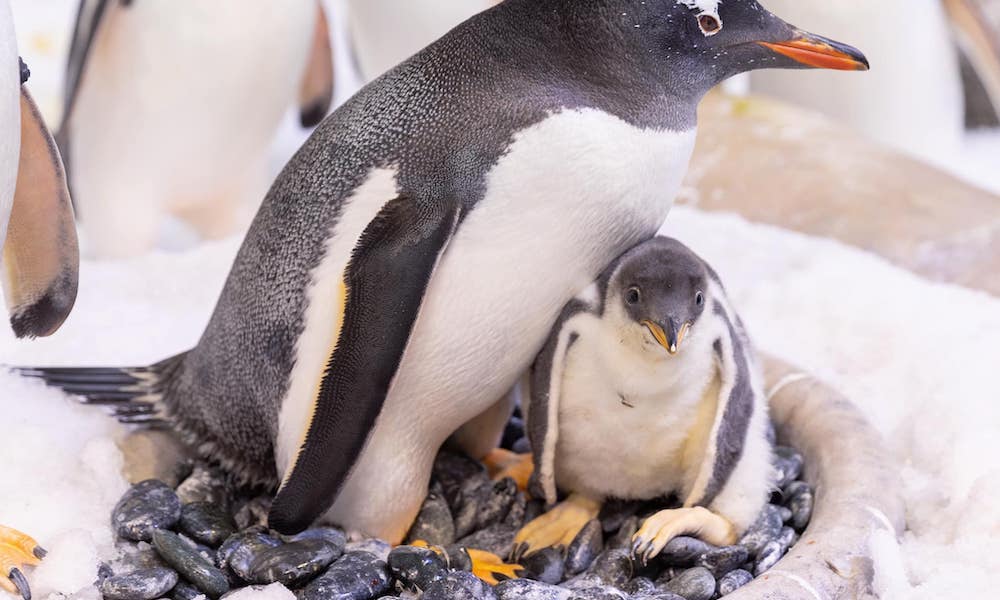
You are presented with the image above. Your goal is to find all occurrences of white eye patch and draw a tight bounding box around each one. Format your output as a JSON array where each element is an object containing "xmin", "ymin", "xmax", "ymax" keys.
[{"xmin": 676, "ymin": 0, "xmax": 724, "ymax": 36}]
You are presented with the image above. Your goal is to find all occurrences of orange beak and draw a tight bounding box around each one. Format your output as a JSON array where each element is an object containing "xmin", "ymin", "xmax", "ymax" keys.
[{"xmin": 760, "ymin": 33, "xmax": 869, "ymax": 72}]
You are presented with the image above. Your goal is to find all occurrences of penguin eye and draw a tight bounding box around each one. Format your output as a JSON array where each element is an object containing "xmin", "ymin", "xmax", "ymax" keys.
[
  {"xmin": 626, "ymin": 287, "xmax": 641, "ymax": 305},
  {"xmin": 697, "ymin": 14, "xmax": 722, "ymax": 36},
  {"xmin": 695, "ymin": 291, "xmax": 705, "ymax": 306}
]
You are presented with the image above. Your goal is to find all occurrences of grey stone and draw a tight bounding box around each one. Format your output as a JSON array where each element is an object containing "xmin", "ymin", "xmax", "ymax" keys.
[
  {"xmin": 99, "ymin": 567, "xmax": 178, "ymax": 600},
  {"xmin": 112, "ymin": 480, "xmax": 182, "ymax": 542}
]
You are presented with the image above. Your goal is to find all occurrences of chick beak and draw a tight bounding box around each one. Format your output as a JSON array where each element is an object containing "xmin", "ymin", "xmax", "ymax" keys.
[
  {"xmin": 759, "ymin": 31, "xmax": 870, "ymax": 72},
  {"xmin": 643, "ymin": 320, "xmax": 689, "ymax": 355}
]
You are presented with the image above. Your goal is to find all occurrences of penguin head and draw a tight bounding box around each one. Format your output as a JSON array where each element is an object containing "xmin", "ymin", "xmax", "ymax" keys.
[
  {"xmin": 608, "ymin": 238, "xmax": 710, "ymax": 357},
  {"xmin": 538, "ymin": 0, "xmax": 868, "ymax": 100}
]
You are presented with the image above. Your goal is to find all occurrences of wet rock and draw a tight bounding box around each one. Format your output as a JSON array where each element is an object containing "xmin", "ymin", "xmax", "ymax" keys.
[
  {"xmin": 697, "ymin": 545, "xmax": 749, "ymax": 577},
  {"xmin": 152, "ymin": 530, "xmax": 230, "ymax": 598},
  {"xmin": 521, "ymin": 546, "xmax": 565, "ymax": 585},
  {"xmin": 115, "ymin": 542, "xmax": 169, "ymax": 571},
  {"xmin": 299, "ymin": 551, "xmax": 391, "ymax": 600},
  {"xmin": 282, "ymin": 527, "xmax": 347, "ymax": 550},
  {"xmin": 231, "ymin": 497, "xmax": 270, "ymax": 531},
  {"xmin": 423, "ymin": 570, "xmax": 498, "ymax": 600},
  {"xmin": 512, "ymin": 437, "xmax": 531, "ymax": 454},
  {"xmin": 606, "ymin": 516, "xmax": 638, "ymax": 551},
  {"xmin": 718, "ymin": 569, "xmax": 753, "ymax": 595},
  {"xmin": 344, "ymin": 538, "xmax": 391, "ymax": 562},
  {"xmin": 623, "ymin": 577, "xmax": 656, "ymax": 595},
  {"xmin": 495, "ymin": 578, "xmax": 574, "ymax": 600},
  {"xmin": 176, "ymin": 465, "xmax": 230, "ymax": 508},
  {"xmin": 99, "ymin": 567, "xmax": 178, "ymax": 600},
  {"xmin": 785, "ymin": 481, "xmax": 814, "ymax": 531},
  {"xmin": 658, "ymin": 536, "xmax": 715, "ymax": 567},
  {"xmin": 479, "ymin": 478, "xmax": 520, "ymax": 529},
  {"xmin": 247, "ymin": 538, "xmax": 342, "ymax": 587},
  {"xmin": 658, "ymin": 566, "xmax": 716, "ymax": 600},
  {"xmin": 442, "ymin": 544, "xmax": 473, "ymax": 572},
  {"xmin": 406, "ymin": 487, "xmax": 455, "ymax": 546},
  {"xmin": 179, "ymin": 502, "xmax": 236, "ymax": 547},
  {"xmin": 433, "ymin": 452, "xmax": 488, "ymax": 508},
  {"xmin": 387, "ymin": 545, "xmax": 447, "ymax": 592},
  {"xmin": 523, "ymin": 499, "xmax": 545, "ymax": 525},
  {"xmin": 217, "ymin": 529, "xmax": 281, "ymax": 578},
  {"xmin": 97, "ymin": 562, "xmax": 114, "ymax": 581},
  {"xmin": 738, "ymin": 504, "xmax": 783, "ymax": 555},
  {"xmin": 169, "ymin": 580, "xmax": 203, "ymax": 600},
  {"xmin": 500, "ymin": 416, "xmax": 526, "ymax": 451},
  {"xmin": 632, "ymin": 594, "xmax": 685, "ymax": 600},
  {"xmin": 457, "ymin": 523, "xmax": 517, "ymax": 558},
  {"xmin": 754, "ymin": 540, "xmax": 783, "ymax": 576},
  {"xmin": 777, "ymin": 506, "xmax": 793, "ymax": 523},
  {"xmin": 565, "ymin": 520, "xmax": 604, "ymax": 575},
  {"xmin": 773, "ymin": 446, "xmax": 804, "ymax": 489},
  {"xmin": 563, "ymin": 583, "xmax": 627, "ymax": 599},
  {"xmin": 504, "ymin": 493, "xmax": 528, "ymax": 529},
  {"xmin": 598, "ymin": 501, "xmax": 642, "ymax": 534},
  {"xmin": 453, "ymin": 478, "xmax": 494, "ymax": 539},
  {"xmin": 585, "ymin": 549, "xmax": 632, "ymax": 588},
  {"xmin": 113, "ymin": 480, "xmax": 183, "ymax": 542}
]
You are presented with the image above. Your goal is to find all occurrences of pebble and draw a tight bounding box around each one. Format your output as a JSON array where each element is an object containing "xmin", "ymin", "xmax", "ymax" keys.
[
  {"xmin": 754, "ymin": 540, "xmax": 784, "ymax": 576},
  {"xmin": 99, "ymin": 567, "xmax": 178, "ymax": 600},
  {"xmin": 658, "ymin": 566, "xmax": 716, "ymax": 600},
  {"xmin": 113, "ymin": 480, "xmax": 183, "ymax": 542},
  {"xmin": 477, "ymin": 478, "xmax": 519, "ymax": 530},
  {"xmin": 565, "ymin": 520, "xmax": 604, "ymax": 575},
  {"xmin": 179, "ymin": 502, "xmax": 236, "ymax": 547},
  {"xmin": 585, "ymin": 549, "xmax": 633, "ymax": 588},
  {"xmin": 632, "ymin": 594, "xmax": 685, "ymax": 600},
  {"xmin": 521, "ymin": 547, "xmax": 565, "ymax": 585},
  {"xmin": 504, "ymin": 493, "xmax": 527, "ymax": 529},
  {"xmin": 387, "ymin": 545, "xmax": 447, "ymax": 592},
  {"xmin": 423, "ymin": 570, "xmax": 498, "ymax": 600},
  {"xmin": 598, "ymin": 501, "xmax": 642, "ymax": 534},
  {"xmin": 564, "ymin": 584, "xmax": 628, "ymax": 599},
  {"xmin": 718, "ymin": 569, "xmax": 753, "ymax": 595},
  {"xmin": 442, "ymin": 544, "xmax": 474, "ymax": 572},
  {"xmin": 176, "ymin": 464, "xmax": 230, "ymax": 508},
  {"xmin": 432, "ymin": 452, "xmax": 488, "ymax": 509},
  {"xmin": 785, "ymin": 481, "xmax": 815, "ymax": 531},
  {"xmin": 697, "ymin": 545, "xmax": 749, "ymax": 577},
  {"xmin": 169, "ymin": 580, "xmax": 203, "ymax": 600},
  {"xmin": 495, "ymin": 578, "xmax": 574, "ymax": 600},
  {"xmin": 231, "ymin": 496, "xmax": 271, "ymax": 531},
  {"xmin": 457, "ymin": 523, "xmax": 517, "ymax": 558},
  {"xmin": 606, "ymin": 516, "xmax": 638, "ymax": 551},
  {"xmin": 152, "ymin": 529, "xmax": 230, "ymax": 598},
  {"xmin": 298, "ymin": 551, "xmax": 391, "ymax": 600},
  {"xmin": 217, "ymin": 529, "xmax": 281, "ymax": 579},
  {"xmin": 406, "ymin": 487, "xmax": 455, "ymax": 546},
  {"xmin": 773, "ymin": 446, "xmax": 804, "ymax": 489},
  {"xmin": 738, "ymin": 504, "xmax": 783, "ymax": 556},
  {"xmin": 453, "ymin": 478, "xmax": 494, "ymax": 539},
  {"xmin": 247, "ymin": 538, "xmax": 342, "ymax": 587},
  {"xmin": 657, "ymin": 536, "xmax": 715, "ymax": 567},
  {"xmin": 345, "ymin": 538, "xmax": 392, "ymax": 562},
  {"xmin": 283, "ymin": 526, "xmax": 347, "ymax": 549}
]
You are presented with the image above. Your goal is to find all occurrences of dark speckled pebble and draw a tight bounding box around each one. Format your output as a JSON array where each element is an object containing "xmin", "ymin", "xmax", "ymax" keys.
[
  {"xmin": 457, "ymin": 523, "xmax": 516, "ymax": 558},
  {"xmin": 504, "ymin": 493, "xmax": 527, "ymax": 529},
  {"xmin": 607, "ymin": 515, "xmax": 639, "ymax": 551},
  {"xmin": 565, "ymin": 585, "xmax": 628, "ymax": 599},
  {"xmin": 152, "ymin": 530, "xmax": 230, "ymax": 598},
  {"xmin": 169, "ymin": 580, "xmax": 202, "ymax": 600},
  {"xmin": 298, "ymin": 551, "xmax": 391, "ymax": 600},
  {"xmin": 738, "ymin": 504, "xmax": 783, "ymax": 556},
  {"xmin": 565, "ymin": 520, "xmax": 604, "ymax": 575},
  {"xmin": 113, "ymin": 480, "xmax": 182, "ymax": 542},
  {"xmin": 433, "ymin": 452, "xmax": 489, "ymax": 510},
  {"xmin": 658, "ymin": 566, "xmax": 716, "ymax": 600},
  {"xmin": 522, "ymin": 546, "xmax": 565, "ymax": 585},
  {"xmin": 247, "ymin": 538, "xmax": 342, "ymax": 586},
  {"xmin": 179, "ymin": 502, "xmax": 236, "ymax": 547},
  {"xmin": 453, "ymin": 478, "xmax": 493, "ymax": 539},
  {"xmin": 387, "ymin": 545, "xmax": 447, "ymax": 592},
  {"xmin": 283, "ymin": 526, "xmax": 347, "ymax": 549},
  {"xmin": 773, "ymin": 446, "xmax": 804, "ymax": 488},
  {"xmin": 344, "ymin": 538, "xmax": 391, "ymax": 562},
  {"xmin": 632, "ymin": 594, "xmax": 686, "ymax": 600},
  {"xmin": 442, "ymin": 544, "xmax": 473, "ymax": 571},
  {"xmin": 785, "ymin": 481, "xmax": 814, "ymax": 531},
  {"xmin": 478, "ymin": 478, "xmax": 519, "ymax": 530},
  {"xmin": 697, "ymin": 545, "xmax": 749, "ymax": 577},
  {"xmin": 176, "ymin": 465, "xmax": 230, "ymax": 508},
  {"xmin": 754, "ymin": 540, "xmax": 783, "ymax": 576},
  {"xmin": 406, "ymin": 487, "xmax": 455, "ymax": 546},
  {"xmin": 99, "ymin": 567, "xmax": 178, "ymax": 600},
  {"xmin": 218, "ymin": 530, "xmax": 281, "ymax": 580},
  {"xmin": 623, "ymin": 576, "xmax": 656, "ymax": 595},
  {"xmin": 585, "ymin": 549, "xmax": 632, "ymax": 588},
  {"xmin": 495, "ymin": 578, "xmax": 574, "ymax": 600},
  {"xmin": 423, "ymin": 570, "xmax": 498, "ymax": 600},
  {"xmin": 718, "ymin": 569, "xmax": 753, "ymax": 595},
  {"xmin": 231, "ymin": 496, "xmax": 270, "ymax": 531},
  {"xmin": 657, "ymin": 536, "xmax": 715, "ymax": 567}
]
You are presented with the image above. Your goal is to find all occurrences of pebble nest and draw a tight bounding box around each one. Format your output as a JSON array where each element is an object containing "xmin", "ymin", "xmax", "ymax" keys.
[{"xmin": 100, "ymin": 415, "xmax": 813, "ymax": 600}]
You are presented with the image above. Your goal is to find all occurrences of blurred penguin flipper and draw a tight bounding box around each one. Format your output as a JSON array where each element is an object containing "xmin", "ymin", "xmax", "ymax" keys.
[
  {"xmin": 299, "ymin": 0, "xmax": 334, "ymax": 128},
  {"xmin": 943, "ymin": 0, "xmax": 1000, "ymax": 125},
  {"xmin": 3, "ymin": 88, "xmax": 80, "ymax": 339}
]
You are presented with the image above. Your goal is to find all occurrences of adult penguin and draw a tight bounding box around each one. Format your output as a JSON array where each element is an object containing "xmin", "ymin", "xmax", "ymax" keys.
[{"xmin": 26, "ymin": 0, "xmax": 868, "ymax": 547}]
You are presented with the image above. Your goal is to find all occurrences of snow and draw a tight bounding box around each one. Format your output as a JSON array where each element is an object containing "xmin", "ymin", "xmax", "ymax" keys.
[{"xmin": 2, "ymin": 1, "xmax": 1000, "ymax": 600}]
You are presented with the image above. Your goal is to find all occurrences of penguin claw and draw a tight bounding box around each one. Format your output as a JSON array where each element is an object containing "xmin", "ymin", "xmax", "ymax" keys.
[
  {"xmin": 630, "ymin": 507, "xmax": 736, "ymax": 563},
  {"xmin": 512, "ymin": 494, "xmax": 600, "ymax": 560},
  {"xmin": 0, "ymin": 525, "xmax": 45, "ymax": 600},
  {"xmin": 467, "ymin": 549, "xmax": 523, "ymax": 585},
  {"xmin": 482, "ymin": 449, "xmax": 534, "ymax": 492}
]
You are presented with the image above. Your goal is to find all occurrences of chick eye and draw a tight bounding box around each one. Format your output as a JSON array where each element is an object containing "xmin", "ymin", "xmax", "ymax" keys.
[
  {"xmin": 695, "ymin": 291, "xmax": 705, "ymax": 306},
  {"xmin": 698, "ymin": 13, "xmax": 722, "ymax": 36},
  {"xmin": 626, "ymin": 287, "xmax": 641, "ymax": 305}
]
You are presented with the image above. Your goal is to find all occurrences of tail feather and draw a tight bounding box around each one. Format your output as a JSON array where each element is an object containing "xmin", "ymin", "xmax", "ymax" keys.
[{"xmin": 14, "ymin": 353, "xmax": 186, "ymax": 428}]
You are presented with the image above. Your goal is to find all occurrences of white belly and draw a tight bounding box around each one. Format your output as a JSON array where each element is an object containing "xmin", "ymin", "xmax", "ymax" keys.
[
  {"xmin": 556, "ymin": 319, "xmax": 718, "ymax": 501},
  {"xmin": 0, "ymin": 0, "xmax": 20, "ymax": 247},
  {"xmin": 70, "ymin": 0, "xmax": 315, "ymax": 205},
  {"xmin": 277, "ymin": 108, "xmax": 696, "ymax": 539}
]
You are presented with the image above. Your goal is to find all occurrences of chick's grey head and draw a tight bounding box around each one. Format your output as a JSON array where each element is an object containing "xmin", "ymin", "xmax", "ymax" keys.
[{"xmin": 609, "ymin": 238, "xmax": 710, "ymax": 356}]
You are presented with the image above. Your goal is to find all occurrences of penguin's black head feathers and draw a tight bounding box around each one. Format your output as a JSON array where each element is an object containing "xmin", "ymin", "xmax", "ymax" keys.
[{"xmin": 608, "ymin": 237, "xmax": 710, "ymax": 355}]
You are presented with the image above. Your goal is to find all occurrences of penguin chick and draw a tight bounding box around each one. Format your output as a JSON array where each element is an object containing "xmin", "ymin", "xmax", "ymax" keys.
[{"xmin": 515, "ymin": 237, "xmax": 772, "ymax": 564}]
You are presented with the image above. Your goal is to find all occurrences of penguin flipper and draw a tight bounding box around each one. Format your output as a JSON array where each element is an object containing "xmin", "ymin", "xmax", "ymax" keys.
[
  {"xmin": 299, "ymin": 1, "xmax": 334, "ymax": 128},
  {"xmin": 526, "ymin": 299, "xmax": 593, "ymax": 506},
  {"xmin": 944, "ymin": 0, "xmax": 1000, "ymax": 124},
  {"xmin": 269, "ymin": 196, "xmax": 459, "ymax": 535},
  {"xmin": 2, "ymin": 87, "xmax": 79, "ymax": 338}
]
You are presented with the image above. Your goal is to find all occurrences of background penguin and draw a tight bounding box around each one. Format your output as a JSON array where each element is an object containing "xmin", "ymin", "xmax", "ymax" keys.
[
  {"xmin": 24, "ymin": 0, "xmax": 866, "ymax": 557},
  {"xmin": 1, "ymin": 2, "xmax": 79, "ymax": 597},
  {"xmin": 512, "ymin": 237, "xmax": 771, "ymax": 564},
  {"xmin": 57, "ymin": 0, "xmax": 334, "ymax": 258}
]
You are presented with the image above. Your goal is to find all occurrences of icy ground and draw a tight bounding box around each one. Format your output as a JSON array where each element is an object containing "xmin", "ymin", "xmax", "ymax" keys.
[{"xmin": 3, "ymin": 1, "xmax": 1000, "ymax": 600}]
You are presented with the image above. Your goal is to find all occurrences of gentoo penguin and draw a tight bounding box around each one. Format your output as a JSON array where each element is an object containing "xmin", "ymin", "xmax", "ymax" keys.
[
  {"xmin": 1, "ymin": 2, "xmax": 79, "ymax": 596},
  {"xmin": 58, "ymin": 0, "xmax": 334, "ymax": 258},
  {"xmin": 512, "ymin": 237, "xmax": 771, "ymax": 563},
  {"xmin": 24, "ymin": 0, "xmax": 867, "ymax": 553}
]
